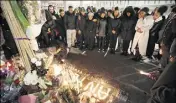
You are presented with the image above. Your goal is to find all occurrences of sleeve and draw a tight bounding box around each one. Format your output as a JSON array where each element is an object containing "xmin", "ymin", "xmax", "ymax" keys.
[
  {"xmin": 108, "ymin": 20, "xmax": 112, "ymax": 35},
  {"xmin": 147, "ymin": 86, "xmax": 176, "ymax": 103},
  {"xmin": 135, "ymin": 19, "xmax": 140, "ymax": 31},
  {"xmin": 64, "ymin": 15, "xmax": 67, "ymax": 30},
  {"xmin": 93, "ymin": 22, "xmax": 97, "ymax": 34},
  {"xmin": 115, "ymin": 19, "xmax": 122, "ymax": 35},
  {"xmin": 140, "ymin": 16, "xmax": 154, "ymax": 32}
]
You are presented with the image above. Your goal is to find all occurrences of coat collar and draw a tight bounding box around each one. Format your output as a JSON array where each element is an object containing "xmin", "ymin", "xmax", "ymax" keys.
[{"xmin": 154, "ymin": 16, "xmax": 163, "ymax": 22}]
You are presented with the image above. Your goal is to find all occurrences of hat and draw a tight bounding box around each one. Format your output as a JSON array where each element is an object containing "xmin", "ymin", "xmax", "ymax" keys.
[
  {"xmin": 115, "ymin": 7, "xmax": 119, "ymax": 11},
  {"xmin": 100, "ymin": 10, "xmax": 105, "ymax": 14},
  {"xmin": 108, "ymin": 9, "xmax": 113, "ymax": 13},
  {"xmin": 88, "ymin": 12, "xmax": 94, "ymax": 17},
  {"xmin": 140, "ymin": 7, "xmax": 149, "ymax": 13},
  {"xmin": 157, "ymin": 5, "xmax": 168, "ymax": 15}
]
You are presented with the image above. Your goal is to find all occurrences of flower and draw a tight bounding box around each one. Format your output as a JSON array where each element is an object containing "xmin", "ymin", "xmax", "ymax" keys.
[
  {"xmin": 35, "ymin": 61, "xmax": 42, "ymax": 66},
  {"xmin": 31, "ymin": 58, "xmax": 37, "ymax": 63}
]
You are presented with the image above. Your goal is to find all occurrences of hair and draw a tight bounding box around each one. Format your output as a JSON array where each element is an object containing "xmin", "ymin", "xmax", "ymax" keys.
[
  {"xmin": 69, "ymin": 6, "xmax": 73, "ymax": 8},
  {"xmin": 59, "ymin": 9, "xmax": 64, "ymax": 13},
  {"xmin": 115, "ymin": 7, "xmax": 119, "ymax": 11}
]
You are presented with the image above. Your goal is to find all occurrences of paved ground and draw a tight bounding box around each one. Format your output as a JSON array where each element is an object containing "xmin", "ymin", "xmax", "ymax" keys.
[{"xmin": 67, "ymin": 49, "xmax": 158, "ymax": 103}]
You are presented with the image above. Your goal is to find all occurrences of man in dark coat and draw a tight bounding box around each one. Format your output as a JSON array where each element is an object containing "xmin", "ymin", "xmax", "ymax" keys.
[
  {"xmin": 84, "ymin": 12, "xmax": 97, "ymax": 50},
  {"xmin": 55, "ymin": 9, "xmax": 66, "ymax": 43},
  {"xmin": 158, "ymin": 6, "xmax": 176, "ymax": 70},
  {"xmin": 64, "ymin": 6, "xmax": 77, "ymax": 49},
  {"xmin": 120, "ymin": 6, "xmax": 136, "ymax": 56},
  {"xmin": 145, "ymin": 6, "xmax": 168, "ymax": 62},
  {"xmin": 76, "ymin": 8, "xmax": 87, "ymax": 50},
  {"xmin": 37, "ymin": 10, "xmax": 58, "ymax": 48},
  {"xmin": 0, "ymin": 9, "xmax": 19, "ymax": 60},
  {"xmin": 48, "ymin": 5, "xmax": 59, "ymax": 20},
  {"xmin": 147, "ymin": 40, "xmax": 176, "ymax": 103},
  {"xmin": 108, "ymin": 7, "xmax": 122, "ymax": 54}
]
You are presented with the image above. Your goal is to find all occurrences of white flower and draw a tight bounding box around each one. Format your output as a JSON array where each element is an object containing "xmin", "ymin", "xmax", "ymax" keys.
[
  {"xmin": 31, "ymin": 58, "xmax": 37, "ymax": 63},
  {"xmin": 35, "ymin": 61, "xmax": 42, "ymax": 66},
  {"xmin": 23, "ymin": 70, "xmax": 39, "ymax": 85}
]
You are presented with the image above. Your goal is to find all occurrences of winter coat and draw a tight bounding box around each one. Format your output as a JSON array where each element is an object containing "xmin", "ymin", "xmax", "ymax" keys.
[
  {"xmin": 0, "ymin": 26, "xmax": 5, "ymax": 46},
  {"xmin": 64, "ymin": 11, "xmax": 77, "ymax": 30},
  {"xmin": 76, "ymin": 14, "xmax": 87, "ymax": 31},
  {"xmin": 84, "ymin": 19, "xmax": 97, "ymax": 37},
  {"xmin": 97, "ymin": 18, "xmax": 107, "ymax": 37},
  {"xmin": 147, "ymin": 62, "xmax": 176, "ymax": 103},
  {"xmin": 120, "ymin": 16, "xmax": 136, "ymax": 40},
  {"xmin": 36, "ymin": 20, "xmax": 58, "ymax": 48},
  {"xmin": 55, "ymin": 16, "xmax": 66, "ymax": 37},
  {"xmin": 148, "ymin": 16, "xmax": 165, "ymax": 44},
  {"xmin": 158, "ymin": 13, "xmax": 176, "ymax": 49},
  {"xmin": 108, "ymin": 14, "xmax": 122, "ymax": 36},
  {"xmin": 131, "ymin": 15, "xmax": 154, "ymax": 56}
]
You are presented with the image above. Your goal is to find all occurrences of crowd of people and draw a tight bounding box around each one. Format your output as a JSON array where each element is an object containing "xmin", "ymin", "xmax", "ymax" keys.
[
  {"xmin": 0, "ymin": 4, "xmax": 176, "ymax": 103},
  {"xmin": 36, "ymin": 5, "xmax": 176, "ymax": 69}
]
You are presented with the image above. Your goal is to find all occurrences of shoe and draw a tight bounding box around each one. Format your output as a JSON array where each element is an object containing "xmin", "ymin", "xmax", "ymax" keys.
[
  {"xmin": 102, "ymin": 49, "xmax": 105, "ymax": 53},
  {"xmin": 110, "ymin": 49, "xmax": 115, "ymax": 54},
  {"xmin": 120, "ymin": 52, "xmax": 124, "ymax": 55},
  {"xmin": 98, "ymin": 49, "xmax": 101, "ymax": 52},
  {"xmin": 143, "ymin": 58, "xmax": 151, "ymax": 63},
  {"xmin": 124, "ymin": 52, "xmax": 128, "ymax": 56}
]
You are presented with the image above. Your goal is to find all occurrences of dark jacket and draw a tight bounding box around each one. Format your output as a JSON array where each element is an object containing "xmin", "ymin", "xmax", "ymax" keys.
[
  {"xmin": 149, "ymin": 17, "xmax": 165, "ymax": 43},
  {"xmin": 158, "ymin": 13, "xmax": 176, "ymax": 49},
  {"xmin": 55, "ymin": 16, "xmax": 66, "ymax": 37},
  {"xmin": 85, "ymin": 19, "xmax": 97, "ymax": 36},
  {"xmin": 120, "ymin": 7, "xmax": 136, "ymax": 40},
  {"xmin": 64, "ymin": 11, "xmax": 76, "ymax": 30},
  {"xmin": 37, "ymin": 20, "xmax": 58, "ymax": 48},
  {"xmin": 76, "ymin": 14, "xmax": 87, "ymax": 31},
  {"xmin": 97, "ymin": 17, "xmax": 107, "ymax": 37},
  {"xmin": 108, "ymin": 14, "xmax": 122, "ymax": 36},
  {"xmin": 147, "ymin": 62, "xmax": 176, "ymax": 103}
]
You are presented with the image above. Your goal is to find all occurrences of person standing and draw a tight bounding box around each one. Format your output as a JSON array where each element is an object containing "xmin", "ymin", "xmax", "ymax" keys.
[
  {"xmin": 97, "ymin": 10, "xmax": 107, "ymax": 52},
  {"xmin": 108, "ymin": 7, "xmax": 122, "ymax": 54},
  {"xmin": 76, "ymin": 8, "xmax": 87, "ymax": 50},
  {"xmin": 55, "ymin": 9, "xmax": 66, "ymax": 43},
  {"xmin": 64, "ymin": 6, "xmax": 77, "ymax": 50},
  {"xmin": 120, "ymin": 6, "xmax": 136, "ymax": 56},
  {"xmin": 84, "ymin": 13, "xmax": 97, "ymax": 50},
  {"xmin": 158, "ymin": 6, "xmax": 176, "ymax": 69},
  {"xmin": 131, "ymin": 7, "xmax": 154, "ymax": 61},
  {"xmin": 145, "ymin": 6, "xmax": 168, "ymax": 62}
]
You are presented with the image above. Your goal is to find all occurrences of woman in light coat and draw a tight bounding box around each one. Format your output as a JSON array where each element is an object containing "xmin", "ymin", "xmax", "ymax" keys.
[{"xmin": 131, "ymin": 7, "xmax": 154, "ymax": 61}]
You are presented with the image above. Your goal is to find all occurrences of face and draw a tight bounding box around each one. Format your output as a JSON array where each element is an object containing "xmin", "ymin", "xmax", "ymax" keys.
[
  {"xmin": 81, "ymin": 11, "xmax": 85, "ymax": 15},
  {"xmin": 127, "ymin": 12, "xmax": 131, "ymax": 17},
  {"xmin": 112, "ymin": 7, "xmax": 115, "ymax": 11},
  {"xmin": 153, "ymin": 11, "xmax": 160, "ymax": 20},
  {"xmin": 49, "ymin": 6, "xmax": 54, "ymax": 14},
  {"xmin": 170, "ymin": 56, "xmax": 176, "ymax": 62},
  {"xmin": 88, "ymin": 15, "xmax": 93, "ymax": 20},
  {"xmin": 69, "ymin": 8, "xmax": 73, "ymax": 13},
  {"xmin": 100, "ymin": 13, "xmax": 105, "ymax": 18},
  {"xmin": 114, "ymin": 10, "xmax": 119, "ymax": 17},
  {"xmin": 108, "ymin": 12, "xmax": 111, "ymax": 17},
  {"xmin": 139, "ymin": 11, "xmax": 146, "ymax": 18},
  {"xmin": 60, "ymin": 11, "xmax": 65, "ymax": 17}
]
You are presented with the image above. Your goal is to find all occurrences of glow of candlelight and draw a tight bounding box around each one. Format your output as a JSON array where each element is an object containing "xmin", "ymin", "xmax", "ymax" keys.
[
  {"xmin": 52, "ymin": 64, "xmax": 62, "ymax": 76},
  {"xmin": 139, "ymin": 71, "xmax": 150, "ymax": 75}
]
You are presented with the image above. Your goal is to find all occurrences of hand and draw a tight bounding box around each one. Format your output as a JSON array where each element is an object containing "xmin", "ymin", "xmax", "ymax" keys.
[
  {"xmin": 112, "ymin": 30, "xmax": 116, "ymax": 34},
  {"xmin": 47, "ymin": 28, "xmax": 51, "ymax": 33},
  {"xmin": 159, "ymin": 49, "xmax": 163, "ymax": 55},
  {"xmin": 93, "ymin": 19, "xmax": 97, "ymax": 22},
  {"xmin": 78, "ymin": 30, "xmax": 81, "ymax": 34}
]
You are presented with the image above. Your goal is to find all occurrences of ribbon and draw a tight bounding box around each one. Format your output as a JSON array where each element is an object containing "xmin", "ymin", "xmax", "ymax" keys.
[{"xmin": 15, "ymin": 38, "xmax": 30, "ymax": 40}]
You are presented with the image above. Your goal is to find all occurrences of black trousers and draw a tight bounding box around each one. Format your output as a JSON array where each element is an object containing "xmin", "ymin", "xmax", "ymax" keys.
[
  {"xmin": 77, "ymin": 32, "xmax": 84, "ymax": 48},
  {"xmin": 85, "ymin": 34, "xmax": 95, "ymax": 49},
  {"xmin": 98, "ymin": 36, "xmax": 105, "ymax": 50},
  {"xmin": 110, "ymin": 34, "xmax": 117, "ymax": 49},
  {"xmin": 146, "ymin": 36, "xmax": 157, "ymax": 58},
  {"xmin": 160, "ymin": 45, "xmax": 170, "ymax": 70},
  {"xmin": 105, "ymin": 34, "xmax": 110, "ymax": 49},
  {"xmin": 122, "ymin": 40, "xmax": 130, "ymax": 52}
]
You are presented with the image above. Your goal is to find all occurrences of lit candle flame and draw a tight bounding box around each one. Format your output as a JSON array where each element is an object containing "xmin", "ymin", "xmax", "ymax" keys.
[{"xmin": 139, "ymin": 71, "xmax": 150, "ymax": 76}]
